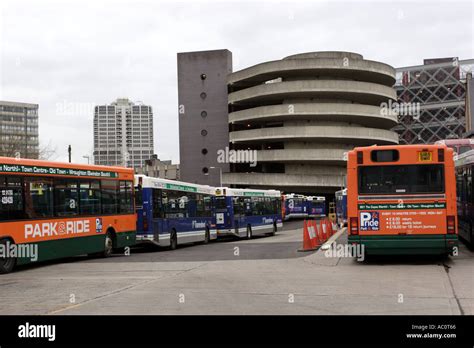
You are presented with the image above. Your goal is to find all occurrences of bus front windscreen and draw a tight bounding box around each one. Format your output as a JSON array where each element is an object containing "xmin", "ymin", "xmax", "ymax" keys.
[{"xmin": 358, "ymin": 164, "xmax": 445, "ymax": 194}]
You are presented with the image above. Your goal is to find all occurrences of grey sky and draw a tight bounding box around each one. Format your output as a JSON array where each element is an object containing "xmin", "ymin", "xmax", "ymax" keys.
[{"xmin": 0, "ymin": 0, "xmax": 472, "ymax": 164}]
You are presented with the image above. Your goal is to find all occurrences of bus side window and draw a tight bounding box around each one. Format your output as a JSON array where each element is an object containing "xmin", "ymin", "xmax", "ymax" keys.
[
  {"xmin": 54, "ymin": 179, "xmax": 79, "ymax": 216},
  {"xmin": 102, "ymin": 180, "xmax": 118, "ymax": 214},
  {"xmin": 119, "ymin": 181, "xmax": 134, "ymax": 214},
  {"xmin": 24, "ymin": 177, "xmax": 54, "ymax": 218},
  {"xmin": 79, "ymin": 180, "xmax": 101, "ymax": 215},
  {"xmin": 0, "ymin": 176, "xmax": 25, "ymax": 221},
  {"xmin": 187, "ymin": 192, "xmax": 197, "ymax": 217}
]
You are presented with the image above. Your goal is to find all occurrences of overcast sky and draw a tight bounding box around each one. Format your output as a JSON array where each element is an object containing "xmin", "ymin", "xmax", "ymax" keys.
[{"xmin": 0, "ymin": 0, "xmax": 473, "ymax": 164}]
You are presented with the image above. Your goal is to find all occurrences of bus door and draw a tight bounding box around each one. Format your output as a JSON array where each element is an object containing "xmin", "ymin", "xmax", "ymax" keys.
[{"xmin": 233, "ymin": 196, "xmax": 247, "ymax": 234}]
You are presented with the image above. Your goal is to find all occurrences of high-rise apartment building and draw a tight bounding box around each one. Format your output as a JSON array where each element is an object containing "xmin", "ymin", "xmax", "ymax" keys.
[
  {"xmin": 93, "ymin": 98, "xmax": 154, "ymax": 168},
  {"xmin": 0, "ymin": 100, "xmax": 39, "ymax": 159}
]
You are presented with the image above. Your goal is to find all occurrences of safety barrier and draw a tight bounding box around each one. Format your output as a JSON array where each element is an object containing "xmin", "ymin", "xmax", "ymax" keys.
[{"xmin": 298, "ymin": 218, "xmax": 335, "ymax": 252}]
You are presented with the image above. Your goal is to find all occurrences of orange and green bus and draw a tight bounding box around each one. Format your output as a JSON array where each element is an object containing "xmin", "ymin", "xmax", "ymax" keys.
[
  {"xmin": 347, "ymin": 145, "xmax": 458, "ymax": 255},
  {"xmin": 0, "ymin": 157, "xmax": 136, "ymax": 273}
]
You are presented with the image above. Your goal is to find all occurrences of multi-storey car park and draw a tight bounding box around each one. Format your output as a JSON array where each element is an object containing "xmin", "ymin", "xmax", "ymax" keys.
[{"xmin": 223, "ymin": 51, "xmax": 399, "ymax": 194}]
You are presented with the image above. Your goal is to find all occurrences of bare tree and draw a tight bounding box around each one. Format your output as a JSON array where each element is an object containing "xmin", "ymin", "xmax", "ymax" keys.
[
  {"xmin": 0, "ymin": 138, "xmax": 57, "ymax": 160},
  {"xmin": 38, "ymin": 140, "xmax": 58, "ymax": 161}
]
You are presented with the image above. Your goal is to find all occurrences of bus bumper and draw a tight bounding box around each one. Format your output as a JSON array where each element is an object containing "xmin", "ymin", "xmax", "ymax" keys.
[{"xmin": 348, "ymin": 234, "xmax": 458, "ymax": 255}]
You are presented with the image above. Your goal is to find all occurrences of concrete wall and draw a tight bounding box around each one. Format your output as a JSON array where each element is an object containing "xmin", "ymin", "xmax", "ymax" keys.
[
  {"xmin": 177, "ymin": 50, "xmax": 232, "ymax": 185},
  {"xmin": 226, "ymin": 51, "xmax": 399, "ymax": 194}
]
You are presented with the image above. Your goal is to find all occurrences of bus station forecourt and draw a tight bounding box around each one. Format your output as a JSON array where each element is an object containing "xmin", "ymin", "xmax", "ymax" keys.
[{"xmin": 0, "ymin": 144, "xmax": 473, "ymax": 315}]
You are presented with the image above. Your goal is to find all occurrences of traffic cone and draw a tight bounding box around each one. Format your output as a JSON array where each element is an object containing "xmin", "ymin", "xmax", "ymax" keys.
[
  {"xmin": 312, "ymin": 220, "xmax": 322, "ymax": 246},
  {"xmin": 321, "ymin": 219, "xmax": 328, "ymax": 241},
  {"xmin": 299, "ymin": 219, "xmax": 318, "ymax": 252}
]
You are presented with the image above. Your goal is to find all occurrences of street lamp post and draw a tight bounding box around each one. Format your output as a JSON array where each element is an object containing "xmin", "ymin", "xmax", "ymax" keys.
[{"xmin": 82, "ymin": 155, "xmax": 90, "ymax": 164}]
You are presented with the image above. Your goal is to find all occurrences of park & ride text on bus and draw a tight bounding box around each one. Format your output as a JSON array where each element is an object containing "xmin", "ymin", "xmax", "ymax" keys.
[
  {"xmin": 0, "ymin": 157, "xmax": 136, "ymax": 273},
  {"xmin": 347, "ymin": 144, "xmax": 458, "ymax": 255}
]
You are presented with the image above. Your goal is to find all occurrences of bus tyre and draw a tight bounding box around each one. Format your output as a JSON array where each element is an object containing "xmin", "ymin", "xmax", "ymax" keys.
[
  {"xmin": 103, "ymin": 231, "xmax": 114, "ymax": 258},
  {"xmin": 170, "ymin": 230, "xmax": 178, "ymax": 250},
  {"xmin": 0, "ymin": 239, "xmax": 16, "ymax": 274},
  {"xmin": 246, "ymin": 225, "xmax": 252, "ymax": 240},
  {"xmin": 203, "ymin": 228, "xmax": 210, "ymax": 244}
]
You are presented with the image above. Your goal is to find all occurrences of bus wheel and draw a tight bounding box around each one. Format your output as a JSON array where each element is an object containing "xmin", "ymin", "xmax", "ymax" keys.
[
  {"xmin": 103, "ymin": 231, "xmax": 114, "ymax": 257},
  {"xmin": 246, "ymin": 225, "xmax": 252, "ymax": 240},
  {"xmin": 170, "ymin": 230, "xmax": 178, "ymax": 250},
  {"xmin": 203, "ymin": 228, "xmax": 210, "ymax": 244},
  {"xmin": 0, "ymin": 239, "xmax": 16, "ymax": 274}
]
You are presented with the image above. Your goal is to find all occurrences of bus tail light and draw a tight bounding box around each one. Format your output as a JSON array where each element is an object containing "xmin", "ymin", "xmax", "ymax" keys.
[
  {"xmin": 143, "ymin": 213, "xmax": 149, "ymax": 232},
  {"xmin": 357, "ymin": 151, "xmax": 363, "ymax": 164},
  {"xmin": 350, "ymin": 217, "xmax": 359, "ymax": 235},
  {"xmin": 438, "ymin": 149, "xmax": 444, "ymax": 162},
  {"xmin": 447, "ymin": 216, "xmax": 455, "ymax": 234}
]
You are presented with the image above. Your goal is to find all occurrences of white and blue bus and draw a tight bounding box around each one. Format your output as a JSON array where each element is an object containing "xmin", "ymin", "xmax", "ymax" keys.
[
  {"xmin": 282, "ymin": 193, "xmax": 307, "ymax": 220},
  {"xmin": 335, "ymin": 188, "xmax": 347, "ymax": 227},
  {"xmin": 214, "ymin": 187, "xmax": 282, "ymax": 238},
  {"xmin": 134, "ymin": 175, "xmax": 217, "ymax": 249},
  {"xmin": 306, "ymin": 196, "xmax": 326, "ymax": 218}
]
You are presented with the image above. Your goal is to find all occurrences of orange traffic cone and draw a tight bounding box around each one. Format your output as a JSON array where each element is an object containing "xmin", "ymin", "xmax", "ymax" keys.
[
  {"xmin": 311, "ymin": 220, "xmax": 322, "ymax": 246},
  {"xmin": 299, "ymin": 220, "xmax": 318, "ymax": 252}
]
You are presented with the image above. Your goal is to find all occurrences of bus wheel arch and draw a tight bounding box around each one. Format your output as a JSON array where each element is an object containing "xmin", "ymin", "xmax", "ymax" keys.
[
  {"xmin": 0, "ymin": 237, "xmax": 17, "ymax": 274},
  {"xmin": 104, "ymin": 228, "xmax": 116, "ymax": 257}
]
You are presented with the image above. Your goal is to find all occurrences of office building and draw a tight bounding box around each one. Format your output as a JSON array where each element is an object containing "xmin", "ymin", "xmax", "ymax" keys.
[
  {"xmin": 135, "ymin": 155, "xmax": 180, "ymax": 180},
  {"xmin": 0, "ymin": 100, "xmax": 39, "ymax": 159}
]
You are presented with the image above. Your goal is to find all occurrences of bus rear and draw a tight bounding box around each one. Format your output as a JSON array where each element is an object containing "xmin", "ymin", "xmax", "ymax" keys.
[
  {"xmin": 347, "ymin": 145, "xmax": 458, "ymax": 255},
  {"xmin": 335, "ymin": 189, "xmax": 347, "ymax": 227},
  {"xmin": 307, "ymin": 196, "xmax": 326, "ymax": 218}
]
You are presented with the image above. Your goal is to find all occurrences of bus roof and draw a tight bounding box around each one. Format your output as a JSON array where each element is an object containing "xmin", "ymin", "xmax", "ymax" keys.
[
  {"xmin": 283, "ymin": 193, "xmax": 305, "ymax": 199},
  {"xmin": 455, "ymin": 149, "xmax": 474, "ymax": 167},
  {"xmin": 215, "ymin": 187, "xmax": 281, "ymax": 197},
  {"xmin": 306, "ymin": 196, "xmax": 325, "ymax": 201},
  {"xmin": 435, "ymin": 138, "xmax": 474, "ymax": 146},
  {"xmin": 135, "ymin": 174, "xmax": 215, "ymax": 195},
  {"xmin": 335, "ymin": 188, "xmax": 347, "ymax": 195},
  {"xmin": 0, "ymin": 156, "xmax": 133, "ymax": 179},
  {"xmin": 351, "ymin": 144, "xmax": 448, "ymax": 152}
]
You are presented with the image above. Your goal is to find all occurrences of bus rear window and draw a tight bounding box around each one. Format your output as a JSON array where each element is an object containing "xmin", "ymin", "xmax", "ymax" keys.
[
  {"xmin": 358, "ymin": 164, "xmax": 445, "ymax": 194},
  {"xmin": 371, "ymin": 150, "xmax": 399, "ymax": 162}
]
